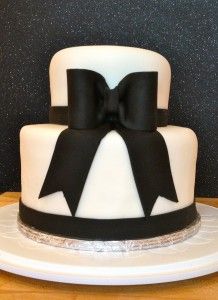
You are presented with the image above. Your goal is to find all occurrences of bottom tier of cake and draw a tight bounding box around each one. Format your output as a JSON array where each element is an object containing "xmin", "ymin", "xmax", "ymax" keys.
[
  {"xmin": 18, "ymin": 123, "xmax": 200, "ymax": 249},
  {"xmin": 20, "ymin": 124, "xmax": 198, "ymax": 218}
]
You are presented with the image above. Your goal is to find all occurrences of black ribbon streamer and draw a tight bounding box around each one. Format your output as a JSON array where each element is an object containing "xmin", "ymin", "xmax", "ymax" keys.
[{"xmin": 39, "ymin": 69, "xmax": 178, "ymax": 218}]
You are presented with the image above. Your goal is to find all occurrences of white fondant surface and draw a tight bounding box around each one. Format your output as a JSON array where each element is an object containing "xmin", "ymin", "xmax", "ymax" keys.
[
  {"xmin": 75, "ymin": 131, "xmax": 144, "ymax": 219},
  {"xmin": 49, "ymin": 46, "xmax": 171, "ymax": 109},
  {"xmin": 20, "ymin": 124, "xmax": 70, "ymax": 216},
  {"xmin": 20, "ymin": 124, "xmax": 197, "ymax": 218}
]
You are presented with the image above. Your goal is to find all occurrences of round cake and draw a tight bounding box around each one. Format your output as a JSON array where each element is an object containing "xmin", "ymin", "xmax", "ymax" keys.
[{"xmin": 18, "ymin": 46, "xmax": 200, "ymax": 251}]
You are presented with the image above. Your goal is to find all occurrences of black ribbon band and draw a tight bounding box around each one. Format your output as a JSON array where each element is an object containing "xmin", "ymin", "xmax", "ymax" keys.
[
  {"xmin": 19, "ymin": 200, "xmax": 199, "ymax": 241},
  {"xmin": 49, "ymin": 106, "xmax": 169, "ymax": 127}
]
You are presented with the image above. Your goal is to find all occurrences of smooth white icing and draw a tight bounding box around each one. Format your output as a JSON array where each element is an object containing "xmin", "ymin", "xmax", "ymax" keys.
[
  {"xmin": 75, "ymin": 131, "xmax": 144, "ymax": 219},
  {"xmin": 20, "ymin": 124, "xmax": 197, "ymax": 218},
  {"xmin": 49, "ymin": 46, "xmax": 171, "ymax": 109}
]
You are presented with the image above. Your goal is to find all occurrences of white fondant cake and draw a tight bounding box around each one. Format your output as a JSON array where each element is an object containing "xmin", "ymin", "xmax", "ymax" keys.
[
  {"xmin": 18, "ymin": 46, "xmax": 200, "ymax": 251},
  {"xmin": 20, "ymin": 124, "xmax": 197, "ymax": 218}
]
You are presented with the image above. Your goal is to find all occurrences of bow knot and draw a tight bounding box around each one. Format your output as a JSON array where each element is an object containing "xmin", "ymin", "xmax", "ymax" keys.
[{"xmin": 104, "ymin": 86, "xmax": 119, "ymax": 123}]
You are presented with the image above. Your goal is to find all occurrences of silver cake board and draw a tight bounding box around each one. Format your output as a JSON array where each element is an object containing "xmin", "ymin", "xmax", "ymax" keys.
[{"xmin": 0, "ymin": 203, "xmax": 217, "ymax": 285}]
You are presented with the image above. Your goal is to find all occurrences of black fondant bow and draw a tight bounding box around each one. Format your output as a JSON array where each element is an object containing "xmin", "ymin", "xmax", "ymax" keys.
[
  {"xmin": 39, "ymin": 69, "xmax": 178, "ymax": 217},
  {"xmin": 67, "ymin": 69, "xmax": 157, "ymax": 131}
]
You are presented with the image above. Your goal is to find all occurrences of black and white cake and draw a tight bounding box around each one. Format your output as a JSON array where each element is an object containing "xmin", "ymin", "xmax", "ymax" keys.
[{"xmin": 18, "ymin": 46, "xmax": 200, "ymax": 251}]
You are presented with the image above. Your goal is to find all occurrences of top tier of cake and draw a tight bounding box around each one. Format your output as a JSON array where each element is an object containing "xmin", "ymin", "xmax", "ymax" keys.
[{"xmin": 49, "ymin": 45, "xmax": 171, "ymax": 109}]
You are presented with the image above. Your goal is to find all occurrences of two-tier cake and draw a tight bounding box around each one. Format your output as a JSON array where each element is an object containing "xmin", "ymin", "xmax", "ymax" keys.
[{"xmin": 18, "ymin": 46, "xmax": 200, "ymax": 251}]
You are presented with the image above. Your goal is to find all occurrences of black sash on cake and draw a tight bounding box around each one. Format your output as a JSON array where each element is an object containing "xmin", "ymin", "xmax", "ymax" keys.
[{"xmin": 39, "ymin": 69, "xmax": 178, "ymax": 217}]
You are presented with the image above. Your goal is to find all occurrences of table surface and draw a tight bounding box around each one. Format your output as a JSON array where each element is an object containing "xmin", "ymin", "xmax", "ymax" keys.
[{"xmin": 0, "ymin": 192, "xmax": 217, "ymax": 300}]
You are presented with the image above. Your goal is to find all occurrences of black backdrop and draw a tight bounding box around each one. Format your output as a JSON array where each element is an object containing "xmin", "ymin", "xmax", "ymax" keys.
[{"xmin": 0, "ymin": 1, "xmax": 217, "ymax": 196}]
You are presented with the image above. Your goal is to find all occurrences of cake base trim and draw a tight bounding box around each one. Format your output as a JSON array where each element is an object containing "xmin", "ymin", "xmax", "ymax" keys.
[
  {"xmin": 17, "ymin": 215, "xmax": 201, "ymax": 252},
  {"xmin": 19, "ymin": 200, "xmax": 199, "ymax": 240}
]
